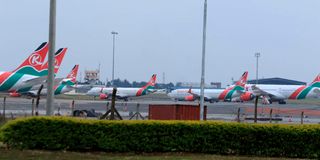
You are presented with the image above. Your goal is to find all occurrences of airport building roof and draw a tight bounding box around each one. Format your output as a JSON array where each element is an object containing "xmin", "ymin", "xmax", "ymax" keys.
[{"xmin": 247, "ymin": 77, "xmax": 306, "ymax": 85}]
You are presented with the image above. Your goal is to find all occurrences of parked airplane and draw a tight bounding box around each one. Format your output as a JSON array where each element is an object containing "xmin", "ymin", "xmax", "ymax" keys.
[
  {"xmin": 13, "ymin": 48, "xmax": 68, "ymax": 95},
  {"xmin": 24, "ymin": 64, "xmax": 79, "ymax": 96},
  {"xmin": 168, "ymin": 72, "xmax": 254, "ymax": 103},
  {"xmin": 247, "ymin": 74, "xmax": 320, "ymax": 104},
  {"xmin": 0, "ymin": 42, "xmax": 49, "ymax": 92},
  {"xmin": 86, "ymin": 74, "xmax": 157, "ymax": 101},
  {"xmin": 54, "ymin": 64, "xmax": 79, "ymax": 95}
]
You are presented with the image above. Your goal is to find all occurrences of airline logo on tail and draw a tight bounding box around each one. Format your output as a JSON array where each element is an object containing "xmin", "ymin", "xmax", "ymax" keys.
[
  {"xmin": 15, "ymin": 47, "xmax": 67, "ymax": 93},
  {"xmin": 147, "ymin": 74, "xmax": 157, "ymax": 87},
  {"xmin": 0, "ymin": 42, "xmax": 49, "ymax": 92},
  {"xmin": 66, "ymin": 64, "xmax": 79, "ymax": 83},
  {"xmin": 13, "ymin": 42, "xmax": 49, "ymax": 75},
  {"xmin": 218, "ymin": 71, "xmax": 248, "ymax": 100},
  {"xmin": 234, "ymin": 71, "xmax": 248, "ymax": 88},
  {"xmin": 41, "ymin": 48, "xmax": 67, "ymax": 75},
  {"xmin": 28, "ymin": 54, "xmax": 43, "ymax": 66},
  {"xmin": 54, "ymin": 65, "xmax": 79, "ymax": 95},
  {"xmin": 310, "ymin": 74, "xmax": 320, "ymax": 87},
  {"xmin": 136, "ymin": 74, "xmax": 157, "ymax": 96}
]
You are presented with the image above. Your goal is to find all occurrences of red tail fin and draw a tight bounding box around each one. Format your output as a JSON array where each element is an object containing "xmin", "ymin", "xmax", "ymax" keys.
[
  {"xmin": 144, "ymin": 74, "xmax": 156, "ymax": 87},
  {"xmin": 66, "ymin": 65, "xmax": 79, "ymax": 83},
  {"xmin": 235, "ymin": 71, "xmax": 248, "ymax": 87},
  {"xmin": 312, "ymin": 74, "xmax": 320, "ymax": 84},
  {"xmin": 12, "ymin": 42, "xmax": 49, "ymax": 72},
  {"xmin": 42, "ymin": 48, "xmax": 67, "ymax": 74}
]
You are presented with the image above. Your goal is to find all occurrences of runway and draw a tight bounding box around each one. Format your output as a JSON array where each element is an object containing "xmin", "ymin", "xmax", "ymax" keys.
[{"xmin": 1, "ymin": 93, "xmax": 320, "ymax": 124}]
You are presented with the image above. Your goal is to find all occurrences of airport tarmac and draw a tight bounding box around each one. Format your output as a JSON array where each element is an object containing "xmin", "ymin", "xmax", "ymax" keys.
[{"xmin": 1, "ymin": 94, "xmax": 320, "ymax": 124}]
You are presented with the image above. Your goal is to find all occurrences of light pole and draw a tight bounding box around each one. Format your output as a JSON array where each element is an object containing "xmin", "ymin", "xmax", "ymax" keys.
[
  {"xmin": 254, "ymin": 52, "xmax": 260, "ymax": 123},
  {"xmin": 254, "ymin": 52, "xmax": 261, "ymax": 84},
  {"xmin": 46, "ymin": 0, "xmax": 56, "ymax": 116},
  {"xmin": 200, "ymin": 0, "xmax": 207, "ymax": 120},
  {"xmin": 111, "ymin": 31, "xmax": 118, "ymax": 87}
]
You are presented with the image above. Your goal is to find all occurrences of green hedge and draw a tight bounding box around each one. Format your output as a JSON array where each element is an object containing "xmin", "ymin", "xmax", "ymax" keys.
[{"xmin": 1, "ymin": 117, "xmax": 320, "ymax": 158}]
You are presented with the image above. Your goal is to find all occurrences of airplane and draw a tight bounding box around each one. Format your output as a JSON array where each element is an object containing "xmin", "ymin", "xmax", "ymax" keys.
[
  {"xmin": 9, "ymin": 48, "xmax": 68, "ymax": 97},
  {"xmin": 54, "ymin": 64, "xmax": 79, "ymax": 95},
  {"xmin": 0, "ymin": 42, "xmax": 49, "ymax": 93},
  {"xmin": 86, "ymin": 74, "xmax": 157, "ymax": 101},
  {"xmin": 23, "ymin": 64, "xmax": 79, "ymax": 96},
  {"xmin": 246, "ymin": 74, "xmax": 320, "ymax": 104},
  {"xmin": 167, "ymin": 72, "xmax": 254, "ymax": 103}
]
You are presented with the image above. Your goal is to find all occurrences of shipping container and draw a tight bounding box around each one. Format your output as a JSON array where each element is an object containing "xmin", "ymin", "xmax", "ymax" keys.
[{"xmin": 149, "ymin": 104, "xmax": 202, "ymax": 120}]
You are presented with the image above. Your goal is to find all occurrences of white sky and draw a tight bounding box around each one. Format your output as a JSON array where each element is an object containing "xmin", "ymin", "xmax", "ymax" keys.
[{"xmin": 1, "ymin": 0, "xmax": 320, "ymax": 87}]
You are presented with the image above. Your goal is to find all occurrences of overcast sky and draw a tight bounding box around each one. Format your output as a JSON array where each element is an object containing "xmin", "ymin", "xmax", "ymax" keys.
[{"xmin": 1, "ymin": 0, "xmax": 320, "ymax": 86}]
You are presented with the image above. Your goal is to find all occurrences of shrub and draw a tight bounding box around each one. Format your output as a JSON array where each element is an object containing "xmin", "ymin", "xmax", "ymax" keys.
[{"xmin": 1, "ymin": 117, "xmax": 320, "ymax": 158}]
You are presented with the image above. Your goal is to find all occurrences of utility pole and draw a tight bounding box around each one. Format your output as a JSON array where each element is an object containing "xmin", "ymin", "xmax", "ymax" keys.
[
  {"xmin": 98, "ymin": 63, "xmax": 101, "ymax": 82},
  {"xmin": 162, "ymin": 72, "xmax": 165, "ymax": 84},
  {"xmin": 46, "ymin": 0, "xmax": 56, "ymax": 115},
  {"xmin": 111, "ymin": 31, "xmax": 118, "ymax": 87},
  {"xmin": 200, "ymin": 0, "xmax": 207, "ymax": 120},
  {"xmin": 255, "ymin": 52, "xmax": 261, "ymax": 84},
  {"xmin": 253, "ymin": 52, "xmax": 260, "ymax": 123}
]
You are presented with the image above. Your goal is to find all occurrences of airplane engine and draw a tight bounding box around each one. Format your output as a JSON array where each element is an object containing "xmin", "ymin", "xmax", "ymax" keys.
[
  {"xmin": 9, "ymin": 92, "xmax": 21, "ymax": 97},
  {"xmin": 184, "ymin": 95, "xmax": 195, "ymax": 101},
  {"xmin": 240, "ymin": 92, "xmax": 254, "ymax": 101},
  {"xmin": 99, "ymin": 93, "xmax": 108, "ymax": 99}
]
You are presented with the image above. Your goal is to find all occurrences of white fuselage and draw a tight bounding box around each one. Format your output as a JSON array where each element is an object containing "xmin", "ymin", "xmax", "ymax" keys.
[
  {"xmin": 0, "ymin": 71, "xmax": 40, "ymax": 92},
  {"xmin": 168, "ymin": 88, "xmax": 231, "ymax": 102},
  {"xmin": 245, "ymin": 84, "xmax": 320, "ymax": 100},
  {"xmin": 87, "ymin": 87, "xmax": 144, "ymax": 98},
  {"xmin": 167, "ymin": 89, "xmax": 192, "ymax": 100}
]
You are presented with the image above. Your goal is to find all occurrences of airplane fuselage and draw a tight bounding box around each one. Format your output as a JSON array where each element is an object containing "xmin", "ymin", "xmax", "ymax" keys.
[
  {"xmin": 246, "ymin": 84, "xmax": 320, "ymax": 100},
  {"xmin": 87, "ymin": 87, "xmax": 152, "ymax": 99},
  {"xmin": 168, "ymin": 87, "xmax": 243, "ymax": 102},
  {"xmin": 0, "ymin": 71, "xmax": 40, "ymax": 92}
]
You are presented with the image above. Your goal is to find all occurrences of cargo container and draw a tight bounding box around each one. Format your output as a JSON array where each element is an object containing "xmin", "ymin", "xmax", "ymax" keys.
[{"xmin": 149, "ymin": 104, "xmax": 204, "ymax": 120}]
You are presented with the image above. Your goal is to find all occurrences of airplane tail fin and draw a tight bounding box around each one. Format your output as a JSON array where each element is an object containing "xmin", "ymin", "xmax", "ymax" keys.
[
  {"xmin": 234, "ymin": 71, "xmax": 248, "ymax": 87},
  {"xmin": 310, "ymin": 74, "xmax": 320, "ymax": 87},
  {"xmin": 42, "ymin": 48, "xmax": 67, "ymax": 75},
  {"xmin": 136, "ymin": 74, "xmax": 157, "ymax": 96},
  {"xmin": 13, "ymin": 42, "xmax": 49, "ymax": 74},
  {"xmin": 66, "ymin": 64, "xmax": 79, "ymax": 83},
  {"xmin": 188, "ymin": 87, "xmax": 192, "ymax": 94},
  {"xmin": 144, "ymin": 74, "xmax": 157, "ymax": 88}
]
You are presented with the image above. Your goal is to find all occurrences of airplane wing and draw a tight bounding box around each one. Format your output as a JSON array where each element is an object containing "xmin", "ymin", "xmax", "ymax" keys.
[
  {"xmin": 146, "ymin": 88, "xmax": 157, "ymax": 93},
  {"xmin": 54, "ymin": 78, "xmax": 64, "ymax": 84},
  {"xmin": 29, "ymin": 77, "xmax": 64, "ymax": 89},
  {"xmin": 24, "ymin": 91, "xmax": 38, "ymax": 97},
  {"xmin": 236, "ymin": 90, "xmax": 245, "ymax": 94},
  {"xmin": 251, "ymin": 85, "xmax": 285, "ymax": 99},
  {"xmin": 21, "ymin": 76, "xmax": 48, "ymax": 87},
  {"xmin": 188, "ymin": 89, "xmax": 218, "ymax": 102},
  {"xmin": 203, "ymin": 94, "xmax": 219, "ymax": 102},
  {"xmin": 103, "ymin": 90, "xmax": 128, "ymax": 99},
  {"xmin": 116, "ymin": 93, "xmax": 129, "ymax": 99}
]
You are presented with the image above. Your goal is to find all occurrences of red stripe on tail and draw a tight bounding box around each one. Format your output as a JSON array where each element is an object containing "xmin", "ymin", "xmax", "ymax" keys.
[
  {"xmin": 41, "ymin": 48, "xmax": 67, "ymax": 74},
  {"xmin": 12, "ymin": 42, "xmax": 49, "ymax": 72},
  {"xmin": 234, "ymin": 71, "xmax": 248, "ymax": 87},
  {"xmin": 66, "ymin": 65, "xmax": 79, "ymax": 83}
]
